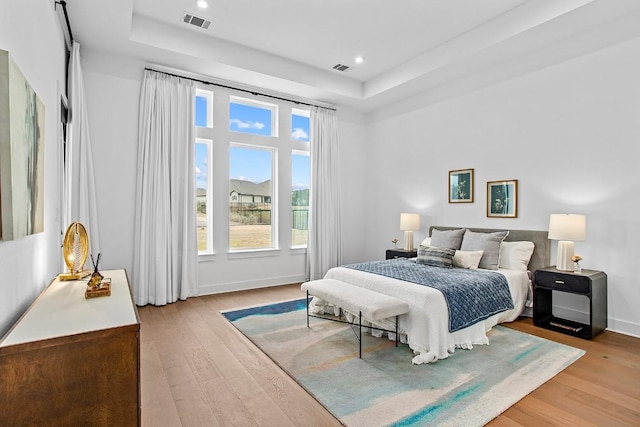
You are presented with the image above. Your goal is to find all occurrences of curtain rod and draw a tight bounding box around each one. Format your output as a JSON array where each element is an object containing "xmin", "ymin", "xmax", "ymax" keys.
[
  {"xmin": 145, "ymin": 67, "xmax": 336, "ymax": 112},
  {"xmin": 55, "ymin": 1, "xmax": 74, "ymax": 49}
]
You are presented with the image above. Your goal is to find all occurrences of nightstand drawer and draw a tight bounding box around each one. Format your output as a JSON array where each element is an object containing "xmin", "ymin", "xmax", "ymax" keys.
[{"xmin": 534, "ymin": 270, "xmax": 589, "ymax": 293}]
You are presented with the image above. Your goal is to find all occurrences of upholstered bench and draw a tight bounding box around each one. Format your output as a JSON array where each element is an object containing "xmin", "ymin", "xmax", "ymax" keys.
[{"xmin": 301, "ymin": 278, "xmax": 410, "ymax": 358}]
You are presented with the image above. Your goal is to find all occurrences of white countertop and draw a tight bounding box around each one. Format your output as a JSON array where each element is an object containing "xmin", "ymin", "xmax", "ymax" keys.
[{"xmin": 0, "ymin": 269, "xmax": 138, "ymax": 347}]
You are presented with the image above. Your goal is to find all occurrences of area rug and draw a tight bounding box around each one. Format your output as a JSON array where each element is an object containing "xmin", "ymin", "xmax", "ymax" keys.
[{"xmin": 222, "ymin": 299, "xmax": 585, "ymax": 427}]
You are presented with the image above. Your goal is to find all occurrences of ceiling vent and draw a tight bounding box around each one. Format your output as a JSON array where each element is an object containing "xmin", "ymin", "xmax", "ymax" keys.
[
  {"xmin": 182, "ymin": 12, "xmax": 211, "ymax": 29},
  {"xmin": 332, "ymin": 64, "xmax": 351, "ymax": 72}
]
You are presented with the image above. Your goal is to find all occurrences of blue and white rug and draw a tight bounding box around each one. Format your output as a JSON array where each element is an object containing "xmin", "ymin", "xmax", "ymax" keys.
[{"xmin": 222, "ymin": 299, "xmax": 584, "ymax": 426}]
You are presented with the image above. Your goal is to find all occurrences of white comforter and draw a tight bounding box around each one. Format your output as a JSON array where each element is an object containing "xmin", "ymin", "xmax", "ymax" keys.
[{"xmin": 320, "ymin": 266, "xmax": 529, "ymax": 364}]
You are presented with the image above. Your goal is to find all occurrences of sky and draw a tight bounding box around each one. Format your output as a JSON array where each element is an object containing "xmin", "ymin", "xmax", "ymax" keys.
[{"xmin": 195, "ymin": 97, "xmax": 310, "ymax": 191}]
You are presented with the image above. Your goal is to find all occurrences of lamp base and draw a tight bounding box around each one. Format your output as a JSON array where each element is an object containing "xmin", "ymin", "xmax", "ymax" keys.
[
  {"xmin": 556, "ymin": 240, "xmax": 575, "ymax": 271},
  {"xmin": 58, "ymin": 270, "xmax": 91, "ymax": 281},
  {"xmin": 403, "ymin": 230, "xmax": 415, "ymax": 251}
]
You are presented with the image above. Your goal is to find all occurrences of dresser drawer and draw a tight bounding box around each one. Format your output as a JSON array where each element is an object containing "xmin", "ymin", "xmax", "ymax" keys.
[{"xmin": 534, "ymin": 270, "xmax": 590, "ymax": 293}]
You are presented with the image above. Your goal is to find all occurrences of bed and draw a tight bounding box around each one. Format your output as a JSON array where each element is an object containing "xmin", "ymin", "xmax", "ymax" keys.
[{"xmin": 312, "ymin": 226, "xmax": 549, "ymax": 364}]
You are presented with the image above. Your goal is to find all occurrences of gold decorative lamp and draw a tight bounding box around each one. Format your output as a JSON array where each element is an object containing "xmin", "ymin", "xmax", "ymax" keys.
[{"xmin": 59, "ymin": 222, "xmax": 89, "ymax": 280}]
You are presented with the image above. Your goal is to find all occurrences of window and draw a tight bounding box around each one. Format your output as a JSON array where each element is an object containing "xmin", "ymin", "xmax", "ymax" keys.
[
  {"xmin": 195, "ymin": 139, "xmax": 212, "ymax": 252},
  {"xmin": 195, "ymin": 89, "xmax": 213, "ymax": 128},
  {"xmin": 194, "ymin": 87, "xmax": 312, "ymax": 256},
  {"xmin": 195, "ymin": 89, "xmax": 214, "ymax": 254},
  {"xmin": 229, "ymin": 96, "xmax": 277, "ymax": 137},
  {"xmin": 229, "ymin": 144, "xmax": 275, "ymax": 250},
  {"xmin": 292, "ymin": 151, "xmax": 310, "ymax": 246},
  {"xmin": 291, "ymin": 108, "xmax": 310, "ymax": 142}
]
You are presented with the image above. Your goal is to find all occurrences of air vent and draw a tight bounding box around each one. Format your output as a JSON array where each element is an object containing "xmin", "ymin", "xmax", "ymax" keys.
[
  {"xmin": 182, "ymin": 12, "xmax": 211, "ymax": 29},
  {"xmin": 332, "ymin": 64, "xmax": 351, "ymax": 72}
]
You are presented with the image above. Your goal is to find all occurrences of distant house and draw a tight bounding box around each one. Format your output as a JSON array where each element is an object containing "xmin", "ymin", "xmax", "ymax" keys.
[
  {"xmin": 229, "ymin": 179, "xmax": 272, "ymax": 207},
  {"xmin": 196, "ymin": 188, "xmax": 207, "ymax": 213}
]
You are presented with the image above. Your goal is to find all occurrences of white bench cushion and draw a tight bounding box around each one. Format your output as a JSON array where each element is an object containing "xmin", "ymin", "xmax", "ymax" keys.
[{"xmin": 302, "ymin": 278, "xmax": 409, "ymax": 321}]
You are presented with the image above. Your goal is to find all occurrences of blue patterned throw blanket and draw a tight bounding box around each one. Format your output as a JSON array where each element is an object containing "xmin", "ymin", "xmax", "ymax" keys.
[{"xmin": 344, "ymin": 259, "xmax": 514, "ymax": 332}]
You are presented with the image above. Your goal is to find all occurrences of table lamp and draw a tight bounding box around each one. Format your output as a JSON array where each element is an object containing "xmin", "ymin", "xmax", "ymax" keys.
[
  {"xmin": 400, "ymin": 213, "xmax": 420, "ymax": 251},
  {"xmin": 548, "ymin": 214, "xmax": 586, "ymax": 271}
]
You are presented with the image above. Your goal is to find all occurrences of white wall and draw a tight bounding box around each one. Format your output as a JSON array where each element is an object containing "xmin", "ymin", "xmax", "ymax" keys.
[
  {"xmin": 365, "ymin": 36, "xmax": 640, "ymax": 337},
  {"xmin": 0, "ymin": 0, "xmax": 66, "ymax": 335},
  {"xmin": 80, "ymin": 49, "xmax": 368, "ymax": 297}
]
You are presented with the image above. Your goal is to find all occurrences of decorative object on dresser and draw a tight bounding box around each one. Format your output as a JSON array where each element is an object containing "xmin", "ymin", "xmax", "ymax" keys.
[
  {"xmin": 59, "ymin": 222, "xmax": 90, "ymax": 280},
  {"xmin": 399, "ymin": 212, "xmax": 420, "ymax": 251},
  {"xmin": 487, "ymin": 179, "xmax": 518, "ymax": 218},
  {"xmin": 0, "ymin": 269, "xmax": 140, "ymax": 425},
  {"xmin": 386, "ymin": 248, "xmax": 417, "ymax": 260},
  {"xmin": 548, "ymin": 214, "xmax": 586, "ymax": 271},
  {"xmin": 85, "ymin": 253, "xmax": 111, "ymax": 298},
  {"xmin": 533, "ymin": 266, "xmax": 607, "ymax": 339},
  {"xmin": 448, "ymin": 168, "xmax": 474, "ymax": 203}
]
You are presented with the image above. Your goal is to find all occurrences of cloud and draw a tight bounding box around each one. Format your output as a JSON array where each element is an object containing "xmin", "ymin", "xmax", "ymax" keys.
[
  {"xmin": 230, "ymin": 118, "xmax": 265, "ymax": 130},
  {"xmin": 292, "ymin": 127, "xmax": 309, "ymax": 140},
  {"xmin": 195, "ymin": 166, "xmax": 201, "ymax": 174}
]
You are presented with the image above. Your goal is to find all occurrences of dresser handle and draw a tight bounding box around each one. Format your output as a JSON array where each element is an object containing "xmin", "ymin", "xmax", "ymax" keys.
[{"xmin": 555, "ymin": 280, "xmax": 565, "ymax": 285}]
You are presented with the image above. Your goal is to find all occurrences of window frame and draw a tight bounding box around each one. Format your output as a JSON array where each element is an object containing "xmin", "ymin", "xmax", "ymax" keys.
[{"xmin": 194, "ymin": 86, "xmax": 312, "ymax": 259}]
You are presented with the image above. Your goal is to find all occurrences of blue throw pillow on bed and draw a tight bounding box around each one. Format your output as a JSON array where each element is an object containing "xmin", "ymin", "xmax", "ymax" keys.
[{"xmin": 416, "ymin": 245, "xmax": 456, "ymax": 268}]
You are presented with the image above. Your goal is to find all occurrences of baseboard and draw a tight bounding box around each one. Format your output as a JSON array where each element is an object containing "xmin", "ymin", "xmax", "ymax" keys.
[
  {"xmin": 198, "ymin": 274, "xmax": 306, "ymax": 296},
  {"xmin": 553, "ymin": 305, "xmax": 640, "ymax": 339},
  {"xmin": 606, "ymin": 318, "xmax": 640, "ymax": 338}
]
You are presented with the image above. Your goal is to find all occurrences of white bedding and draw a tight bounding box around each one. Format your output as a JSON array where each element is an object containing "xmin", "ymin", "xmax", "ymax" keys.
[{"xmin": 319, "ymin": 266, "xmax": 529, "ymax": 364}]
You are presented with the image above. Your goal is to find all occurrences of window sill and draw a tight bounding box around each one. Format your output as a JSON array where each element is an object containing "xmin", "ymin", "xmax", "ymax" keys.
[
  {"xmin": 227, "ymin": 248, "xmax": 281, "ymax": 259},
  {"xmin": 198, "ymin": 252, "xmax": 216, "ymax": 263}
]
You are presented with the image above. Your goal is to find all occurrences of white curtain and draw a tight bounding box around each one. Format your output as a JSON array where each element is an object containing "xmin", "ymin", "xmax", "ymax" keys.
[
  {"xmin": 133, "ymin": 70, "xmax": 197, "ymax": 306},
  {"xmin": 65, "ymin": 41, "xmax": 100, "ymax": 256},
  {"xmin": 306, "ymin": 107, "xmax": 342, "ymax": 280}
]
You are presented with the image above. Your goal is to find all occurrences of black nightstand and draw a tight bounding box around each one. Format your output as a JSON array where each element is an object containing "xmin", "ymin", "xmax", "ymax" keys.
[
  {"xmin": 386, "ymin": 249, "xmax": 417, "ymax": 260},
  {"xmin": 533, "ymin": 266, "xmax": 607, "ymax": 339}
]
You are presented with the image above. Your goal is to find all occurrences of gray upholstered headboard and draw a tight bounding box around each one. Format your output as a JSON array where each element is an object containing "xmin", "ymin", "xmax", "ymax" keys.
[{"xmin": 429, "ymin": 226, "xmax": 550, "ymax": 273}]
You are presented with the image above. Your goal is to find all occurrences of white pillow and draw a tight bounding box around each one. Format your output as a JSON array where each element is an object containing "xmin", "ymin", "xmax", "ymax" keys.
[
  {"xmin": 499, "ymin": 241, "xmax": 535, "ymax": 271},
  {"xmin": 420, "ymin": 237, "xmax": 432, "ymax": 246},
  {"xmin": 453, "ymin": 250, "xmax": 484, "ymax": 269}
]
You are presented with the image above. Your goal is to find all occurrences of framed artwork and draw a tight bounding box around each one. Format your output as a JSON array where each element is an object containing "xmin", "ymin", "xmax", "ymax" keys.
[
  {"xmin": 487, "ymin": 180, "xmax": 518, "ymax": 218},
  {"xmin": 0, "ymin": 49, "xmax": 45, "ymax": 241},
  {"xmin": 448, "ymin": 168, "xmax": 474, "ymax": 203}
]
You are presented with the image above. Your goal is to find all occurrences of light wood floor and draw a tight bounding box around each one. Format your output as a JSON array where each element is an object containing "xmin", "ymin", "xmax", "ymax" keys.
[{"xmin": 139, "ymin": 284, "xmax": 640, "ymax": 426}]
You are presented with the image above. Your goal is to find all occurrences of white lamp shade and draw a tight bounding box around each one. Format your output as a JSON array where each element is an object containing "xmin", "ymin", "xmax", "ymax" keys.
[
  {"xmin": 548, "ymin": 214, "xmax": 586, "ymax": 241},
  {"xmin": 400, "ymin": 213, "xmax": 420, "ymax": 231}
]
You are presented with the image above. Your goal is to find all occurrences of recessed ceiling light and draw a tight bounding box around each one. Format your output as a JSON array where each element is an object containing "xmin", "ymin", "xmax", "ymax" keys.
[
  {"xmin": 355, "ymin": 56, "xmax": 365, "ymax": 64},
  {"xmin": 197, "ymin": 0, "xmax": 209, "ymax": 9}
]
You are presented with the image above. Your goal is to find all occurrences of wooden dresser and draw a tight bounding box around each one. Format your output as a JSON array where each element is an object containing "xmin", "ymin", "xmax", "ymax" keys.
[{"xmin": 0, "ymin": 269, "xmax": 140, "ymax": 426}]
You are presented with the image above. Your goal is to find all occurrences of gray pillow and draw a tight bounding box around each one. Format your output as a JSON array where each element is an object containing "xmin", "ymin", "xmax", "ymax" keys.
[
  {"xmin": 460, "ymin": 230, "xmax": 509, "ymax": 270},
  {"xmin": 430, "ymin": 228, "xmax": 466, "ymax": 250},
  {"xmin": 416, "ymin": 245, "xmax": 456, "ymax": 268}
]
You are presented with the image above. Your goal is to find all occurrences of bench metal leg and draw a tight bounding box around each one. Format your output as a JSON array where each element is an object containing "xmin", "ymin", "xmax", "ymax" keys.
[
  {"xmin": 303, "ymin": 292, "xmax": 405, "ymax": 360},
  {"xmin": 359, "ymin": 311, "xmax": 362, "ymax": 358}
]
